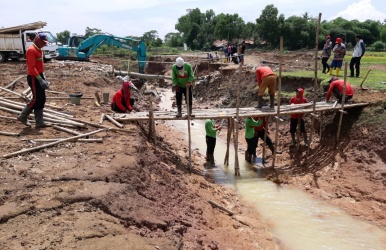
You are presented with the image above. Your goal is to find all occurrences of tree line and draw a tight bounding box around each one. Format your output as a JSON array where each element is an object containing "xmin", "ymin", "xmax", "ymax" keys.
[{"xmin": 56, "ymin": 4, "xmax": 386, "ymax": 51}]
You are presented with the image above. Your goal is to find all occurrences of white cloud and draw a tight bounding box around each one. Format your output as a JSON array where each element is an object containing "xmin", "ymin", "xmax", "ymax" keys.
[{"xmin": 332, "ymin": 0, "xmax": 386, "ymax": 21}]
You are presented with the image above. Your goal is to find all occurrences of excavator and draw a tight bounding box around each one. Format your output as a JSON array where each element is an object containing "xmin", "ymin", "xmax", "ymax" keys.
[{"xmin": 56, "ymin": 34, "xmax": 146, "ymax": 73}]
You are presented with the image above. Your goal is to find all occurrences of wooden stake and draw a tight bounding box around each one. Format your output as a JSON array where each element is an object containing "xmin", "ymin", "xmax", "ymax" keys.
[
  {"xmin": 224, "ymin": 118, "xmax": 232, "ymax": 166},
  {"xmin": 336, "ymin": 62, "xmax": 348, "ymax": 147},
  {"xmin": 234, "ymin": 62, "xmax": 242, "ymax": 176},
  {"xmin": 309, "ymin": 13, "xmax": 322, "ymax": 154},
  {"xmin": 3, "ymin": 129, "xmax": 105, "ymax": 158},
  {"xmin": 186, "ymin": 86, "xmax": 192, "ymax": 171},
  {"xmin": 272, "ymin": 36, "xmax": 284, "ymax": 168}
]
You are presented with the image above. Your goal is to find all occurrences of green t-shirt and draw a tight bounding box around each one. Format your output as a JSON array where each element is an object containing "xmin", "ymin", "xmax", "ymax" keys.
[
  {"xmin": 245, "ymin": 117, "xmax": 263, "ymax": 139},
  {"xmin": 172, "ymin": 63, "xmax": 194, "ymax": 88},
  {"xmin": 205, "ymin": 119, "xmax": 217, "ymax": 138}
]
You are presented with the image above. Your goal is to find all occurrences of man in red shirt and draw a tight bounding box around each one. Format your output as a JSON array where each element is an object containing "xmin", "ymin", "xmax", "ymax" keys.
[
  {"xmin": 255, "ymin": 66, "xmax": 276, "ymax": 108},
  {"xmin": 17, "ymin": 33, "xmax": 50, "ymax": 128},
  {"xmin": 289, "ymin": 88, "xmax": 308, "ymax": 146},
  {"xmin": 111, "ymin": 81, "xmax": 135, "ymax": 113},
  {"xmin": 326, "ymin": 76, "xmax": 354, "ymax": 103}
]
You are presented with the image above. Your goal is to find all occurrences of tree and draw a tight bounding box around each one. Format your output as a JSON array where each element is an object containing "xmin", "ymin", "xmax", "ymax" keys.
[
  {"xmin": 256, "ymin": 5, "xmax": 283, "ymax": 46},
  {"xmin": 56, "ymin": 30, "xmax": 71, "ymax": 44},
  {"xmin": 164, "ymin": 32, "xmax": 183, "ymax": 47},
  {"xmin": 142, "ymin": 30, "xmax": 161, "ymax": 47},
  {"xmin": 84, "ymin": 27, "xmax": 102, "ymax": 38}
]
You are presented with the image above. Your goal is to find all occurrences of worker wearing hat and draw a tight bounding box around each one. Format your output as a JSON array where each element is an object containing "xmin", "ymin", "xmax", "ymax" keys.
[
  {"xmin": 111, "ymin": 80, "xmax": 136, "ymax": 113},
  {"xmin": 321, "ymin": 35, "xmax": 332, "ymax": 74},
  {"xmin": 329, "ymin": 37, "xmax": 346, "ymax": 76},
  {"xmin": 17, "ymin": 33, "xmax": 50, "ymax": 128},
  {"xmin": 172, "ymin": 57, "xmax": 194, "ymax": 117},
  {"xmin": 289, "ymin": 88, "xmax": 308, "ymax": 147}
]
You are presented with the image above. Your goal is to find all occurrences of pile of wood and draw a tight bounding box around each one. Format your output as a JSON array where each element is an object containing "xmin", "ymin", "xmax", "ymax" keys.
[{"xmin": 0, "ymin": 21, "xmax": 47, "ymax": 34}]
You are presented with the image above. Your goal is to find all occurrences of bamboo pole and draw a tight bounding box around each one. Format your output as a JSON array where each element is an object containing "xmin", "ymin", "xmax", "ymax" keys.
[
  {"xmin": 3, "ymin": 129, "xmax": 105, "ymax": 158},
  {"xmin": 336, "ymin": 62, "xmax": 349, "ymax": 147},
  {"xmin": 52, "ymin": 125, "xmax": 82, "ymax": 136},
  {"xmin": 113, "ymin": 71, "xmax": 206, "ymax": 81},
  {"xmin": 272, "ymin": 37, "xmax": 284, "ymax": 168},
  {"xmin": 0, "ymin": 131, "xmax": 20, "ymax": 136},
  {"xmin": 105, "ymin": 114, "xmax": 124, "ymax": 128},
  {"xmin": 148, "ymin": 99, "xmax": 154, "ymax": 140},
  {"xmin": 186, "ymin": 86, "xmax": 192, "ymax": 171},
  {"xmin": 234, "ymin": 62, "xmax": 242, "ymax": 176},
  {"xmin": 262, "ymin": 117, "xmax": 267, "ymax": 164},
  {"xmin": 309, "ymin": 13, "xmax": 322, "ymax": 154},
  {"xmin": 208, "ymin": 200, "xmax": 234, "ymax": 216},
  {"xmin": 224, "ymin": 118, "xmax": 232, "ymax": 166},
  {"xmin": 1, "ymin": 76, "xmax": 23, "ymax": 91},
  {"xmin": 24, "ymin": 138, "xmax": 102, "ymax": 143},
  {"xmin": 99, "ymin": 113, "xmax": 105, "ymax": 124},
  {"xmin": 0, "ymin": 87, "xmax": 28, "ymax": 101}
]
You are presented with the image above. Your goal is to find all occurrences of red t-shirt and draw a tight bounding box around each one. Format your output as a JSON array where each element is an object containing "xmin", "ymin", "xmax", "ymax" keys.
[
  {"xmin": 326, "ymin": 80, "xmax": 354, "ymax": 101},
  {"xmin": 290, "ymin": 96, "xmax": 308, "ymax": 119}
]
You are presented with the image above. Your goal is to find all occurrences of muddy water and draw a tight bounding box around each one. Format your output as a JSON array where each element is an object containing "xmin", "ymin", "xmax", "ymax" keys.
[{"xmin": 159, "ymin": 89, "xmax": 386, "ymax": 250}]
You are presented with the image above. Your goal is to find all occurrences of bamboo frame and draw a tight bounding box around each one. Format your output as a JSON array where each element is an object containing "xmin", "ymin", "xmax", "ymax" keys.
[
  {"xmin": 336, "ymin": 62, "xmax": 349, "ymax": 147},
  {"xmin": 234, "ymin": 62, "xmax": 242, "ymax": 176}
]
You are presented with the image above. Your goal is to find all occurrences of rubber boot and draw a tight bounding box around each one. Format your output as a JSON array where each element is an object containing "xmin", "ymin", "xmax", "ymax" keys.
[
  {"xmin": 329, "ymin": 68, "xmax": 333, "ymax": 75},
  {"xmin": 303, "ymin": 133, "xmax": 309, "ymax": 147},
  {"xmin": 206, "ymin": 152, "xmax": 210, "ymax": 162},
  {"xmin": 17, "ymin": 105, "xmax": 32, "ymax": 127},
  {"xmin": 335, "ymin": 68, "xmax": 340, "ymax": 76},
  {"xmin": 290, "ymin": 133, "xmax": 296, "ymax": 147},
  {"xmin": 176, "ymin": 105, "xmax": 182, "ymax": 118},
  {"xmin": 209, "ymin": 154, "xmax": 215, "ymax": 167},
  {"xmin": 34, "ymin": 109, "xmax": 48, "ymax": 128},
  {"xmin": 269, "ymin": 95, "xmax": 275, "ymax": 108},
  {"xmin": 245, "ymin": 150, "xmax": 251, "ymax": 163},
  {"xmin": 256, "ymin": 96, "xmax": 263, "ymax": 108}
]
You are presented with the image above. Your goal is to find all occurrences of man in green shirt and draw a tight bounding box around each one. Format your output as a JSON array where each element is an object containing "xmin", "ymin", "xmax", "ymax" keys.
[
  {"xmin": 244, "ymin": 117, "xmax": 263, "ymax": 163},
  {"xmin": 205, "ymin": 119, "xmax": 222, "ymax": 167},
  {"xmin": 172, "ymin": 57, "xmax": 194, "ymax": 117}
]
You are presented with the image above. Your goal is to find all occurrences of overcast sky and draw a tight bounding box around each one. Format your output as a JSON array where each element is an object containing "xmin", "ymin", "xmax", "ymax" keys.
[{"xmin": 1, "ymin": 0, "xmax": 385, "ymax": 40}]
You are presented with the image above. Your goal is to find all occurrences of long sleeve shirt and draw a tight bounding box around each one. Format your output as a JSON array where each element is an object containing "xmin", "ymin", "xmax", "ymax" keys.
[
  {"xmin": 290, "ymin": 96, "xmax": 308, "ymax": 119},
  {"xmin": 205, "ymin": 119, "xmax": 217, "ymax": 138},
  {"xmin": 111, "ymin": 89, "xmax": 132, "ymax": 112},
  {"xmin": 332, "ymin": 43, "xmax": 346, "ymax": 60},
  {"xmin": 245, "ymin": 117, "xmax": 263, "ymax": 139},
  {"xmin": 353, "ymin": 39, "xmax": 365, "ymax": 58},
  {"xmin": 322, "ymin": 40, "xmax": 332, "ymax": 58},
  {"xmin": 255, "ymin": 67, "xmax": 276, "ymax": 86},
  {"xmin": 171, "ymin": 63, "xmax": 194, "ymax": 88},
  {"xmin": 26, "ymin": 44, "xmax": 44, "ymax": 77},
  {"xmin": 326, "ymin": 80, "xmax": 354, "ymax": 101}
]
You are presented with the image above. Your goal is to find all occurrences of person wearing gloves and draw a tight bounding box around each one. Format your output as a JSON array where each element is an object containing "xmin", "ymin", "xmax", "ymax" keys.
[
  {"xmin": 244, "ymin": 117, "xmax": 263, "ymax": 163},
  {"xmin": 172, "ymin": 57, "xmax": 194, "ymax": 117},
  {"xmin": 350, "ymin": 34, "xmax": 366, "ymax": 78},
  {"xmin": 111, "ymin": 80, "xmax": 135, "ymax": 113},
  {"xmin": 205, "ymin": 118, "xmax": 222, "ymax": 167},
  {"xmin": 289, "ymin": 88, "xmax": 308, "ymax": 147},
  {"xmin": 255, "ymin": 66, "xmax": 277, "ymax": 108},
  {"xmin": 17, "ymin": 33, "xmax": 50, "ymax": 128},
  {"xmin": 326, "ymin": 76, "xmax": 354, "ymax": 103},
  {"xmin": 321, "ymin": 35, "xmax": 332, "ymax": 74},
  {"xmin": 329, "ymin": 38, "xmax": 346, "ymax": 76}
]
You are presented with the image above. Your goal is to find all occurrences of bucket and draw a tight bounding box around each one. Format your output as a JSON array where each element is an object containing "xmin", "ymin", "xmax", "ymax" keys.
[
  {"xmin": 69, "ymin": 92, "xmax": 83, "ymax": 105},
  {"xmin": 102, "ymin": 92, "xmax": 109, "ymax": 104}
]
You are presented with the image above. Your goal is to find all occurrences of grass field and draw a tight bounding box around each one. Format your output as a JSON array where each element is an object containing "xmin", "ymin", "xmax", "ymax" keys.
[{"xmin": 282, "ymin": 51, "xmax": 386, "ymax": 90}]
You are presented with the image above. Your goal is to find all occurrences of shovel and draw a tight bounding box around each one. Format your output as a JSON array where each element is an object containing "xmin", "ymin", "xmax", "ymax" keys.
[{"xmin": 360, "ymin": 69, "xmax": 372, "ymax": 90}]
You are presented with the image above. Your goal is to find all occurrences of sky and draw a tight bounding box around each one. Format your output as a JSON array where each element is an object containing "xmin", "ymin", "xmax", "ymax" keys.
[{"xmin": 1, "ymin": 0, "xmax": 385, "ymax": 40}]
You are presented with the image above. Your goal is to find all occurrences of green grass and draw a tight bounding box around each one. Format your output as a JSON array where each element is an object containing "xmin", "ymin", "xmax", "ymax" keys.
[{"xmin": 281, "ymin": 51, "xmax": 386, "ymax": 90}]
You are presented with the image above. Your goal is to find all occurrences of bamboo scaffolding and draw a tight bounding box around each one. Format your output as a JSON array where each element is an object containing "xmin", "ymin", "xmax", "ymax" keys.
[
  {"xmin": 272, "ymin": 37, "xmax": 284, "ymax": 168},
  {"xmin": 3, "ymin": 129, "xmax": 105, "ymax": 158}
]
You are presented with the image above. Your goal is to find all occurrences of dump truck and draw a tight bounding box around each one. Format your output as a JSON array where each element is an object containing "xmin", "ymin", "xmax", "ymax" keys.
[{"xmin": 0, "ymin": 21, "xmax": 59, "ymax": 63}]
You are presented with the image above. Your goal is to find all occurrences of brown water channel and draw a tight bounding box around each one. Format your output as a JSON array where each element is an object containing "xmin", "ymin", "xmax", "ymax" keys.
[{"xmin": 159, "ymin": 89, "xmax": 386, "ymax": 250}]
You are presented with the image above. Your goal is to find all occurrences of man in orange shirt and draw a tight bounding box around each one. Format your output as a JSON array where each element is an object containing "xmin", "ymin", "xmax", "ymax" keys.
[
  {"xmin": 255, "ymin": 66, "xmax": 276, "ymax": 108},
  {"xmin": 17, "ymin": 33, "xmax": 49, "ymax": 128},
  {"xmin": 326, "ymin": 76, "xmax": 354, "ymax": 103}
]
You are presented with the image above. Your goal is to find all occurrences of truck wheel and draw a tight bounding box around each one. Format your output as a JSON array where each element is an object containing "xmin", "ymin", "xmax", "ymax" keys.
[{"xmin": 0, "ymin": 52, "xmax": 6, "ymax": 63}]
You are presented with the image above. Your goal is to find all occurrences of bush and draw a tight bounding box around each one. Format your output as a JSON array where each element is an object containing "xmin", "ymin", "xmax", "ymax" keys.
[{"xmin": 373, "ymin": 41, "xmax": 385, "ymax": 51}]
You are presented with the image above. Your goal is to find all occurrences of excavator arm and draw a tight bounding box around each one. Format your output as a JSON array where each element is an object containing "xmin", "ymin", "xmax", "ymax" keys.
[{"xmin": 57, "ymin": 34, "xmax": 146, "ymax": 73}]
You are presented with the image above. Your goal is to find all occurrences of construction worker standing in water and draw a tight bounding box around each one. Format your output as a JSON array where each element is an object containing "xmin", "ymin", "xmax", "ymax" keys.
[{"xmin": 329, "ymin": 38, "xmax": 346, "ymax": 76}]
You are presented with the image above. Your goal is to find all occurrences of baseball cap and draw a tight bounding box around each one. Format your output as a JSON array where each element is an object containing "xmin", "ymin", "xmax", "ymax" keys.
[
  {"xmin": 296, "ymin": 88, "xmax": 304, "ymax": 93},
  {"xmin": 38, "ymin": 33, "xmax": 48, "ymax": 43},
  {"xmin": 176, "ymin": 57, "xmax": 184, "ymax": 70},
  {"xmin": 326, "ymin": 35, "xmax": 331, "ymax": 39},
  {"xmin": 336, "ymin": 38, "xmax": 342, "ymax": 43}
]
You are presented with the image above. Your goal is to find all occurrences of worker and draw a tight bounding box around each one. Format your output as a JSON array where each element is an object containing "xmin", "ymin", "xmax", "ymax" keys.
[
  {"xmin": 26, "ymin": 35, "xmax": 32, "ymax": 42},
  {"xmin": 172, "ymin": 57, "xmax": 194, "ymax": 117},
  {"xmin": 289, "ymin": 88, "xmax": 308, "ymax": 147},
  {"xmin": 17, "ymin": 34, "xmax": 50, "ymax": 128},
  {"xmin": 111, "ymin": 80, "xmax": 135, "ymax": 113},
  {"xmin": 329, "ymin": 38, "xmax": 346, "ymax": 76},
  {"xmin": 244, "ymin": 117, "xmax": 263, "ymax": 163},
  {"xmin": 326, "ymin": 76, "xmax": 354, "ymax": 103},
  {"xmin": 252, "ymin": 116, "xmax": 282, "ymax": 158},
  {"xmin": 255, "ymin": 66, "xmax": 277, "ymax": 108},
  {"xmin": 321, "ymin": 35, "xmax": 332, "ymax": 74},
  {"xmin": 205, "ymin": 118, "xmax": 222, "ymax": 167},
  {"xmin": 349, "ymin": 34, "xmax": 366, "ymax": 78}
]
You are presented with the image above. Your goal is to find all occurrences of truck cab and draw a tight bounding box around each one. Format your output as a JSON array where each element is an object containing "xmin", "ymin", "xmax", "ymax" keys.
[{"xmin": 24, "ymin": 30, "xmax": 59, "ymax": 61}]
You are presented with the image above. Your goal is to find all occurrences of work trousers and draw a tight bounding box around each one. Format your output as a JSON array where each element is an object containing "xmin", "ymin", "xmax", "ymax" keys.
[
  {"xmin": 290, "ymin": 118, "xmax": 306, "ymax": 134},
  {"xmin": 175, "ymin": 86, "xmax": 192, "ymax": 107},
  {"xmin": 349, "ymin": 57, "xmax": 361, "ymax": 77},
  {"xmin": 322, "ymin": 57, "xmax": 330, "ymax": 72},
  {"xmin": 206, "ymin": 136, "xmax": 216, "ymax": 155},
  {"xmin": 332, "ymin": 87, "xmax": 353, "ymax": 103},
  {"xmin": 27, "ymin": 73, "xmax": 46, "ymax": 110}
]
